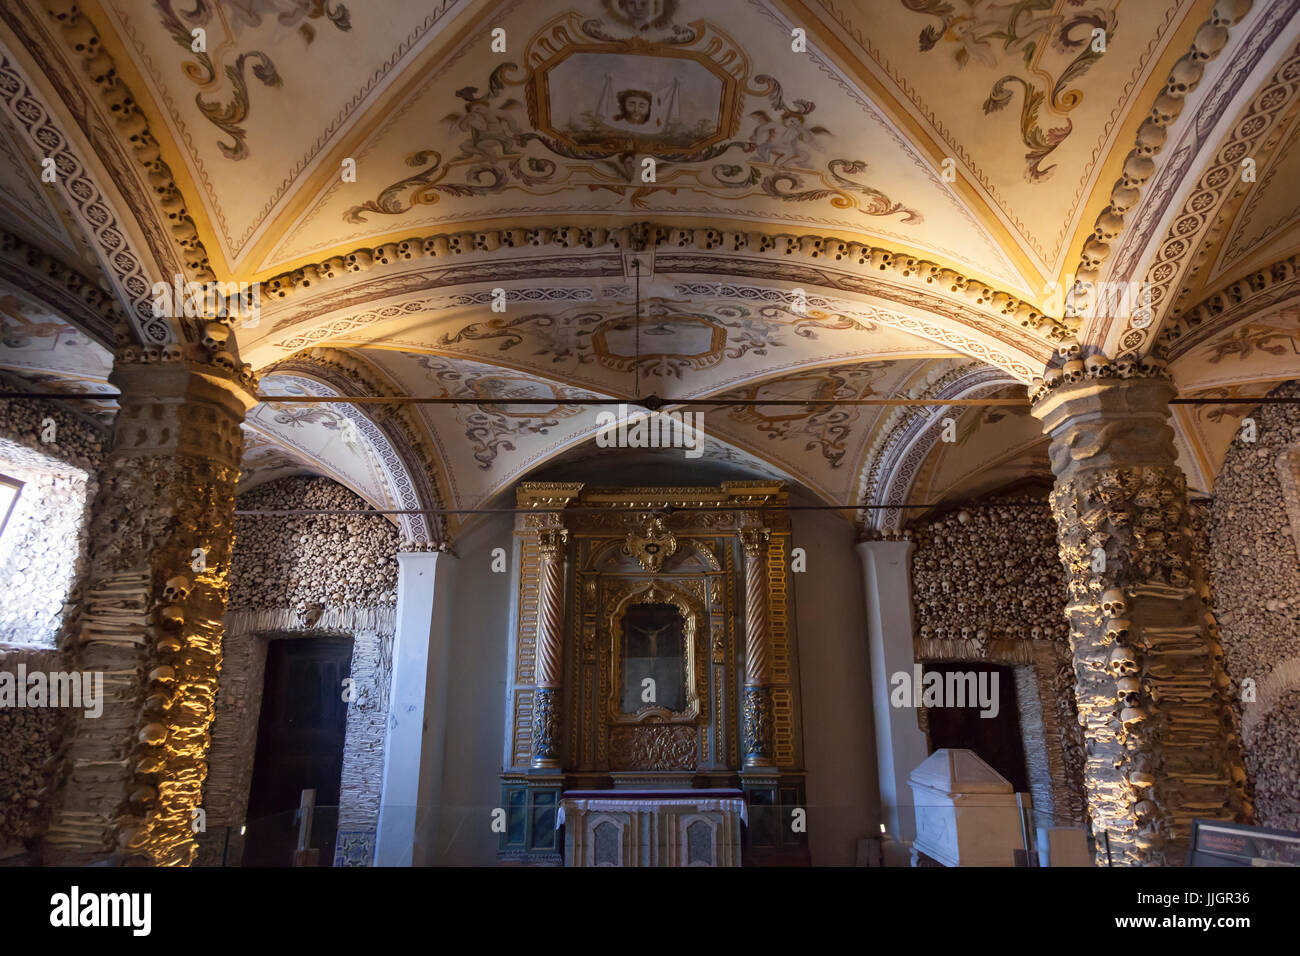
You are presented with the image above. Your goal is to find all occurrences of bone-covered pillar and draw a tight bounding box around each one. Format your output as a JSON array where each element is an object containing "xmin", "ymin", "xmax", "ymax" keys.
[
  {"xmin": 45, "ymin": 349, "xmax": 256, "ymax": 865},
  {"xmin": 740, "ymin": 527, "xmax": 774, "ymax": 767},
  {"xmin": 1032, "ymin": 367, "xmax": 1247, "ymax": 866},
  {"xmin": 531, "ymin": 528, "xmax": 569, "ymax": 769}
]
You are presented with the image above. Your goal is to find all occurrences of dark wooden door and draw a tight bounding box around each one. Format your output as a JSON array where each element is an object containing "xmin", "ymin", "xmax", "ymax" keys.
[
  {"xmin": 243, "ymin": 636, "xmax": 353, "ymax": 867},
  {"xmin": 924, "ymin": 663, "xmax": 1029, "ymax": 794}
]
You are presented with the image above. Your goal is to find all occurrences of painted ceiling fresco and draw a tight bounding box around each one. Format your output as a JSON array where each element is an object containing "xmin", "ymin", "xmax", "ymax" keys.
[
  {"xmin": 805, "ymin": 0, "xmax": 1198, "ymax": 277},
  {"xmin": 2, "ymin": 0, "xmax": 1300, "ymax": 533}
]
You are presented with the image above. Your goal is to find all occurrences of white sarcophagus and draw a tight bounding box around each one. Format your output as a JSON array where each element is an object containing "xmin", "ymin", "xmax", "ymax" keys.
[{"xmin": 908, "ymin": 749, "xmax": 1025, "ymax": 867}]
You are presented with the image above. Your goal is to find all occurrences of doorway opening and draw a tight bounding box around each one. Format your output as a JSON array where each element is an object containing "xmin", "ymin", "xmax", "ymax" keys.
[
  {"xmin": 923, "ymin": 662, "xmax": 1029, "ymax": 794},
  {"xmin": 243, "ymin": 635, "xmax": 354, "ymax": 866}
]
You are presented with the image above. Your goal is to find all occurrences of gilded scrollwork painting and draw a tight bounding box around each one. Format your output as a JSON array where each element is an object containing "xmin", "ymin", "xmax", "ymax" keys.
[{"xmin": 345, "ymin": 9, "xmax": 919, "ymax": 223}]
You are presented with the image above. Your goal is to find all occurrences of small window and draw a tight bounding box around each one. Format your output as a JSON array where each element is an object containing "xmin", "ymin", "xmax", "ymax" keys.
[{"xmin": 0, "ymin": 472, "xmax": 22, "ymax": 541}]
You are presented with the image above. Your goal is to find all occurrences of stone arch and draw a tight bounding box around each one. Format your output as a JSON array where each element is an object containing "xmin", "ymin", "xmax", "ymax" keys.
[
  {"xmin": 856, "ymin": 363, "xmax": 1021, "ymax": 534},
  {"xmin": 260, "ymin": 349, "xmax": 451, "ymax": 546}
]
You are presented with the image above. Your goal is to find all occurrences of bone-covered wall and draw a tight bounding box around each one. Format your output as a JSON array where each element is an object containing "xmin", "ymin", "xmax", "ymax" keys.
[
  {"xmin": 0, "ymin": 398, "xmax": 104, "ymax": 645},
  {"xmin": 907, "ymin": 493, "xmax": 1086, "ymax": 826},
  {"xmin": 1205, "ymin": 380, "xmax": 1300, "ymax": 830},
  {"xmin": 229, "ymin": 476, "xmax": 399, "ymax": 611},
  {"xmin": 200, "ymin": 476, "xmax": 402, "ymax": 866},
  {"xmin": 0, "ymin": 398, "xmax": 105, "ymax": 858}
]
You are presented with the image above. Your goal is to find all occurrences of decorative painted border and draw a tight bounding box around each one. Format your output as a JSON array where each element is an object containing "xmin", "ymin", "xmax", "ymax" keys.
[
  {"xmin": 0, "ymin": 49, "xmax": 169, "ymax": 342},
  {"xmin": 1066, "ymin": 0, "xmax": 1259, "ymax": 330},
  {"xmin": 1119, "ymin": 38, "xmax": 1300, "ymax": 357}
]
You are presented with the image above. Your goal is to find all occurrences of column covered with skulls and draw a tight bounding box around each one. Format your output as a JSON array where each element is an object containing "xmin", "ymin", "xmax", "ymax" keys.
[
  {"xmin": 1031, "ymin": 355, "xmax": 1247, "ymax": 866},
  {"xmin": 44, "ymin": 336, "xmax": 257, "ymax": 865}
]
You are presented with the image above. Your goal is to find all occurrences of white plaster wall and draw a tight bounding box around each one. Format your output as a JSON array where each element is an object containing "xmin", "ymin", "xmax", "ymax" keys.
[
  {"xmin": 420, "ymin": 513, "xmax": 514, "ymax": 865},
  {"xmin": 789, "ymin": 507, "xmax": 880, "ymax": 865}
]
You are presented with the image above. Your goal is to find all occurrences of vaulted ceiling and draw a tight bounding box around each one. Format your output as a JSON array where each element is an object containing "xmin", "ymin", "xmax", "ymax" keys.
[{"xmin": 2, "ymin": 0, "xmax": 1300, "ymax": 538}]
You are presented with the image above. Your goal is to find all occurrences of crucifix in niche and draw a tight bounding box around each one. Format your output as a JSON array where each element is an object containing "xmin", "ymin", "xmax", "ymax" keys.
[{"xmin": 621, "ymin": 602, "xmax": 687, "ymax": 714}]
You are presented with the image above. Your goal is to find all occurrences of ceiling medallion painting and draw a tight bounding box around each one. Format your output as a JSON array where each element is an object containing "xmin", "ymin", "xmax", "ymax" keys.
[
  {"xmin": 437, "ymin": 297, "xmax": 877, "ymax": 379},
  {"xmin": 904, "ymin": 0, "xmax": 1118, "ymax": 183},
  {"xmin": 154, "ymin": 0, "xmax": 353, "ymax": 161},
  {"xmin": 723, "ymin": 361, "xmax": 893, "ymax": 468},
  {"xmin": 345, "ymin": 6, "xmax": 919, "ymax": 220}
]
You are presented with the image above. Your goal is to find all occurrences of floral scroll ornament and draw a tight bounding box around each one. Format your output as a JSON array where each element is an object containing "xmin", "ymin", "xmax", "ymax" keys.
[
  {"xmin": 623, "ymin": 516, "xmax": 678, "ymax": 572},
  {"xmin": 155, "ymin": 0, "xmax": 352, "ymax": 161},
  {"xmin": 904, "ymin": 0, "xmax": 1118, "ymax": 182}
]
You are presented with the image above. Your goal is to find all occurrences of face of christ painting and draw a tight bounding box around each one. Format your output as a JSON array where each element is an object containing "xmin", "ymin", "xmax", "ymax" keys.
[
  {"xmin": 620, "ymin": 602, "xmax": 687, "ymax": 713},
  {"xmin": 614, "ymin": 89, "xmax": 653, "ymax": 125}
]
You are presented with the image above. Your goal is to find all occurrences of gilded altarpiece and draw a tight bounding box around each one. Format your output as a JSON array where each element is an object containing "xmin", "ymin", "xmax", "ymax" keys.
[{"xmin": 500, "ymin": 483, "xmax": 806, "ymax": 863}]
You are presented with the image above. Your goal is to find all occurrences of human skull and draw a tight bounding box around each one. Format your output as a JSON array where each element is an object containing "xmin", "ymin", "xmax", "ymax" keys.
[
  {"xmin": 162, "ymin": 343, "xmax": 185, "ymax": 362},
  {"xmin": 162, "ymin": 575, "xmax": 191, "ymax": 603},
  {"xmin": 1062, "ymin": 359, "xmax": 1085, "ymax": 383},
  {"xmin": 1043, "ymin": 366, "xmax": 1064, "ymax": 387},
  {"xmin": 1114, "ymin": 355, "xmax": 1137, "ymax": 378},
  {"xmin": 141, "ymin": 346, "xmax": 161, "ymax": 363},
  {"xmin": 1104, "ymin": 618, "xmax": 1132, "ymax": 645},
  {"xmin": 1080, "ymin": 239, "xmax": 1107, "ymax": 272},
  {"xmin": 155, "ymin": 633, "xmax": 182, "ymax": 654},
  {"xmin": 200, "ymin": 321, "xmax": 229, "ymax": 353},
  {"xmin": 211, "ymin": 350, "xmax": 237, "ymax": 373},
  {"xmin": 139, "ymin": 723, "xmax": 168, "ymax": 746},
  {"xmin": 1100, "ymin": 588, "xmax": 1127, "ymax": 617},
  {"xmin": 1056, "ymin": 337, "xmax": 1082, "ymax": 361},
  {"xmin": 147, "ymin": 665, "xmax": 176, "ymax": 684},
  {"xmin": 1084, "ymin": 353, "xmax": 1111, "ymax": 377},
  {"xmin": 1138, "ymin": 355, "xmax": 1166, "ymax": 377},
  {"xmin": 1108, "ymin": 645, "xmax": 1139, "ymax": 677},
  {"xmin": 158, "ymin": 606, "xmax": 184, "ymax": 628},
  {"xmin": 1117, "ymin": 676, "xmax": 1142, "ymax": 706},
  {"xmin": 919, "ymin": 624, "xmax": 933, "ymax": 639}
]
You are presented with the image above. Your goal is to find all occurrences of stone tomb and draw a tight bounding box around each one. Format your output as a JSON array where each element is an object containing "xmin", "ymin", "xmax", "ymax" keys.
[{"xmin": 908, "ymin": 749, "xmax": 1026, "ymax": 867}]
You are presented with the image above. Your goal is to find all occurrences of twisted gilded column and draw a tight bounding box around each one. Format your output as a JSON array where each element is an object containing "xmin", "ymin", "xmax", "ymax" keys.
[
  {"xmin": 1033, "ymin": 368, "xmax": 1247, "ymax": 866},
  {"xmin": 531, "ymin": 528, "xmax": 568, "ymax": 769},
  {"xmin": 740, "ymin": 527, "xmax": 774, "ymax": 767},
  {"xmin": 45, "ymin": 348, "xmax": 256, "ymax": 865}
]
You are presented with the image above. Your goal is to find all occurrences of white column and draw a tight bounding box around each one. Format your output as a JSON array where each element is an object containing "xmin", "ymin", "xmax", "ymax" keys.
[
  {"xmin": 856, "ymin": 539, "xmax": 929, "ymax": 866},
  {"xmin": 375, "ymin": 550, "xmax": 454, "ymax": 866}
]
